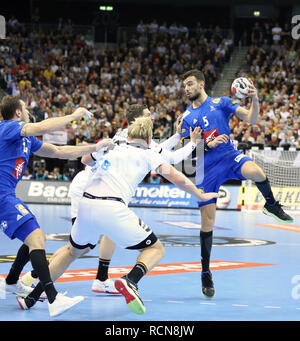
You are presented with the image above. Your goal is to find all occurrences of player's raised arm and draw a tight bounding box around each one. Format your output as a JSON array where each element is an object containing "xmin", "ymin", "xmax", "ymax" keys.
[
  {"xmin": 234, "ymin": 81, "xmax": 260, "ymax": 124},
  {"xmin": 34, "ymin": 139, "xmax": 114, "ymax": 160},
  {"xmin": 159, "ymin": 126, "xmax": 202, "ymax": 164},
  {"xmin": 21, "ymin": 107, "xmax": 92, "ymax": 137}
]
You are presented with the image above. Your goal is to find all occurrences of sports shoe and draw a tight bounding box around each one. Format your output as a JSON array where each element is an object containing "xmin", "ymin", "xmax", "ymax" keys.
[
  {"xmin": 201, "ymin": 271, "xmax": 215, "ymax": 298},
  {"xmin": 91, "ymin": 279, "xmax": 120, "ymax": 294},
  {"xmin": 21, "ymin": 271, "xmax": 39, "ymax": 288},
  {"xmin": 48, "ymin": 293, "xmax": 84, "ymax": 317},
  {"xmin": 263, "ymin": 201, "xmax": 293, "ymax": 223},
  {"xmin": 16, "ymin": 296, "xmax": 32, "ymax": 310},
  {"xmin": 115, "ymin": 277, "xmax": 146, "ymax": 315},
  {"xmin": 0, "ymin": 277, "xmax": 33, "ymax": 299}
]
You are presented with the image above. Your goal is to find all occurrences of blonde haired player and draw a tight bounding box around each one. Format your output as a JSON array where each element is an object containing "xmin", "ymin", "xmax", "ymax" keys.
[
  {"xmin": 17, "ymin": 116, "xmax": 219, "ymax": 315},
  {"xmin": 22, "ymin": 104, "xmax": 204, "ymax": 294}
]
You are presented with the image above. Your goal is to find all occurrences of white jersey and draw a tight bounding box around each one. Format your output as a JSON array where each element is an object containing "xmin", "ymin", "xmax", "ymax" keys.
[
  {"xmin": 85, "ymin": 143, "xmax": 165, "ymax": 205},
  {"xmin": 69, "ymin": 128, "xmax": 196, "ymax": 217}
]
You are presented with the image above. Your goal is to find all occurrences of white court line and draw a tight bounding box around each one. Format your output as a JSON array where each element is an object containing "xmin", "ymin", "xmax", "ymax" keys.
[
  {"xmin": 168, "ymin": 300, "xmax": 184, "ymax": 303},
  {"xmin": 263, "ymin": 306, "xmax": 281, "ymax": 309},
  {"xmin": 200, "ymin": 302, "xmax": 216, "ymax": 305},
  {"xmin": 232, "ymin": 304, "xmax": 249, "ymax": 307}
]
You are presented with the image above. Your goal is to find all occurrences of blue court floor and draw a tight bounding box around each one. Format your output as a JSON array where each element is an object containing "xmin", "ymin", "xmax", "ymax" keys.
[{"xmin": 1, "ymin": 204, "xmax": 300, "ymax": 323}]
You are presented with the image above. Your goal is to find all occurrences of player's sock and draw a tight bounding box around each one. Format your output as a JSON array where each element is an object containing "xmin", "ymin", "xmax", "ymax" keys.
[
  {"xmin": 24, "ymin": 282, "xmax": 44, "ymax": 308},
  {"xmin": 255, "ymin": 177, "xmax": 276, "ymax": 205},
  {"xmin": 200, "ymin": 231, "xmax": 213, "ymax": 272},
  {"xmin": 29, "ymin": 249, "xmax": 57, "ymax": 304},
  {"xmin": 6, "ymin": 244, "xmax": 30, "ymax": 285},
  {"xmin": 31, "ymin": 258, "xmax": 49, "ymax": 279},
  {"xmin": 30, "ymin": 270, "xmax": 38, "ymax": 279},
  {"xmin": 126, "ymin": 262, "xmax": 148, "ymax": 285},
  {"xmin": 96, "ymin": 258, "xmax": 110, "ymax": 281}
]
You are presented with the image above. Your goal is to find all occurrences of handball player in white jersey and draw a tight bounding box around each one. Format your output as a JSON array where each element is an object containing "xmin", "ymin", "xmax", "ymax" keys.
[
  {"xmin": 22, "ymin": 104, "xmax": 203, "ymax": 295},
  {"xmin": 18, "ymin": 116, "xmax": 218, "ymax": 315}
]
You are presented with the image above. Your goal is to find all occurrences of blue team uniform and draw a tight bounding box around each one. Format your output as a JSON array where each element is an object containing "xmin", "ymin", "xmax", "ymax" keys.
[
  {"xmin": 180, "ymin": 96, "xmax": 252, "ymax": 207},
  {"xmin": 0, "ymin": 120, "xmax": 43, "ymax": 240}
]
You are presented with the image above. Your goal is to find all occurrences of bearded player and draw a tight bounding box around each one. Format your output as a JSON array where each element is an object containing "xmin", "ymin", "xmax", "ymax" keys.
[{"xmin": 180, "ymin": 69, "xmax": 293, "ymax": 298}]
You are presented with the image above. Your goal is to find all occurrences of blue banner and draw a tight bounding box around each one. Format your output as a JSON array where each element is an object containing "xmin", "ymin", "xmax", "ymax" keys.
[{"xmin": 129, "ymin": 184, "xmax": 239, "ymax": 209}]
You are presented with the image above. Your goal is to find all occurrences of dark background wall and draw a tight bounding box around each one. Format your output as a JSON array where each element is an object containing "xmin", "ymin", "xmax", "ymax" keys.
[{"xmin": 1, "ymin": 0, "xmax": 299, "ymax": 44}]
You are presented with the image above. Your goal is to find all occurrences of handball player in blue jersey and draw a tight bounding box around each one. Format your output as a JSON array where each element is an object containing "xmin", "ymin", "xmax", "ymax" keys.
[
  {"xmin": 0, "ymin": 95, "xmax": 113, "ymax": 316},
  {"xmin": 180, "ymin": 70, "xmax": 293, "ymax": 298}
]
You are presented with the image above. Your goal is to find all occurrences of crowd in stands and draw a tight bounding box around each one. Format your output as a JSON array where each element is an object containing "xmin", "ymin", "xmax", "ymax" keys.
[
  {"xmin": 0, "ymin": 17, "xmax": 299, "ymax": 181},
  {"xmin": 229, "ymin": 21, "xmax": 300, "ymax": 151}
]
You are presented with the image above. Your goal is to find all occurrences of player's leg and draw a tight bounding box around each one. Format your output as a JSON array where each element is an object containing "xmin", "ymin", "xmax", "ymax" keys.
[
  {"xmin": 22, "ymin": 221, "xmax": 75, "ymax": 287},
  {"xmin": 115, "ymin": 238, "xmax": 164, "ymax": 315},
  {"xmin": 199, "ymin": 203, "xmax": 216, "ymax": 298},
  {"xmin": 241, "ymin": 161, "xmax": 293, "ymax": 222},
  {"xmin": 23, "ymin": 228, "xmax": 59, "ymax": 305},
  {"xmin": 92, "ymin": 235, "xmax": 119, "ymax": 294},
  {"xmin": 111, "ymin": 207, "xmax": 163, "ymax": 314}
]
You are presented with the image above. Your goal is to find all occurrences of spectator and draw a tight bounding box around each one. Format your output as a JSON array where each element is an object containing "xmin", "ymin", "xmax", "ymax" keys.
[
  {"xmin": 267, "ymin": 134, "xmax": 280, "ymax": 147},
  {"xmin": 271, "ymin": 22, "xmax": 282, "ymax": 45},
  {"xmin": 49, "ymin": 167, "xmax": 63, "ymax": 180},
  {"xmin": 23, "ymin": 168, "xmax": 33, "ymax": 180},
  {"xmin": 34, "ymin": 168, "xmax": 48, "ymax": 180},
  {"xmin": 149, "ymin": 171, "xmax": 162, "ymax": 184}
]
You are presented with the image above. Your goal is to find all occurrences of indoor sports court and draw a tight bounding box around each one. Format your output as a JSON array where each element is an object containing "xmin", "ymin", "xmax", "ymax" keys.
[{"xmin": 1, "ymin": 203, "xmax": 300, "ymax": 321}]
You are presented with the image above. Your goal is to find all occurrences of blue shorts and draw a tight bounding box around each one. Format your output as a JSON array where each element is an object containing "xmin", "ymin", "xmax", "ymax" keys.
[
  {"xmin": 13, "ymin": 218, "xmax": 41, "ymax": 242},
  {"xmin": 0, "ymin": 195, "xmax": 40, "ymax": 241},
  {"xmin": 196, "ymin": 149, "xmax": 252, "ymax": 208}
]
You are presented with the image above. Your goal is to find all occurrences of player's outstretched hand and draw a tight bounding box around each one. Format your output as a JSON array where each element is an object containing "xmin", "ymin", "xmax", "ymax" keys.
[
  {"xmin": 72, "ymin": 107, "xmax": 93, "ymax": 121},
  {"xmin": 95, "ymin": 138, "xmax": 114, "ymax": 152},
  {"xmin": 207, "ymin": 134, "xmax": 229, "ymax": 148},
  {"xmin": 190, "ymin": 126, "xmax": 202, "ymax": 144},
  {"xmin": 197, "ymin": 191, "xmax": 220, "ymax": 202}
]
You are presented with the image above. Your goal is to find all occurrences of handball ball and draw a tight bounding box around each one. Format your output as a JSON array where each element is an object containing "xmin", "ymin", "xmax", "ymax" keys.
[
  {"xmin": 216, "ymin": 186, "xmax": 231, "ymax": 209},
  {"xmin": 231, "ymin": 77, "xmax": 251, "ymax": 99}
]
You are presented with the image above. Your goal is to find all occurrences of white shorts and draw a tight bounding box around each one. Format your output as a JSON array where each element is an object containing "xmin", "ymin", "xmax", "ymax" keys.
[{"xmin": 70, "ymin": 196, "xmax": 156, "ymax": 249}]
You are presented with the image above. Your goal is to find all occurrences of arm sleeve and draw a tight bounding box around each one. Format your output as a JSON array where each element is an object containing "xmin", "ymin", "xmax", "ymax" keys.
[
  {"xmin": 159, "ymin": 141, "xmax": 197, "ymax": 165},
  {"xmin": 148, "ymin": 150, "xmax": 166, "ymax": 171},
  {"xmin": 157, "ymin": 133, "xmax": 181, "ymax": 150},
  {"xmin": 221, "ymin": 97, "xmax": 240, "ymax": 119},
  {"xmin": 30, "ymin": 137, "xmax": 43, "ymax": 155}
]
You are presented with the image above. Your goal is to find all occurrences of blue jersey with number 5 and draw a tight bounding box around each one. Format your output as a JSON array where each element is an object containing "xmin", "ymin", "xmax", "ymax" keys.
[{"xmin": 181, "ymin": 96, "xmax": 240, "ymax": 163}]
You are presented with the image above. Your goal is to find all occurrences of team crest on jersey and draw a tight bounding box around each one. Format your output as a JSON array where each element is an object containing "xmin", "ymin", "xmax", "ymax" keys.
[
  {"xmin": 212, "ymin": 98, "xmax": 221, "ymax": 104},
  {"xmin": 193, "ymin": 119, "xmax": 198, "ymax": 124},
  {"xmin": 210, "ymin": 105, "xmax": 216, "ymax": 111},
  {"xmin": 13, "ymin": 158, "xmax": 25, "ymax": 179}
]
